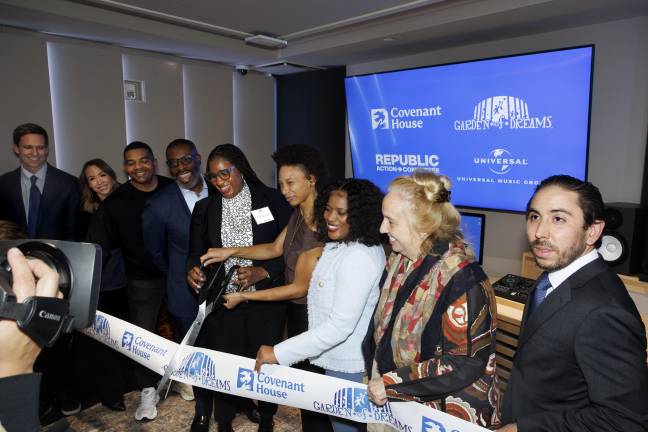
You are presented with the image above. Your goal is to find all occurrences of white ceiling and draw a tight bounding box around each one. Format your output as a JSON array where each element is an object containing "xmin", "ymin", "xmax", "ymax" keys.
[{"xmin": 1, "ymin": 0, "xmax": 647, "ymax": 73}]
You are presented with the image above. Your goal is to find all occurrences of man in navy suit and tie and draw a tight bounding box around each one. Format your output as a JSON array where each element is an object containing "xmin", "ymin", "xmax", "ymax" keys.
[
  {"xmin": 0, "ymin": 123, "xmax": 81, "ymax": 418},
  {"xmin": 500, "ymin": 175, "xmax": 648, "ymax": 432},
  {"xmin": 0, "ymin": 123, "xmax": 79, "ymax": 240}
]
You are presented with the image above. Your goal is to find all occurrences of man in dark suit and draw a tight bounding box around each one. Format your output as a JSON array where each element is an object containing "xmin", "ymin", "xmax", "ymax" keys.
[
  {"xmin": 143, "ymin": 139, "xmax": 206, "ymax": 337},
  {"xmin": 500, "ymin": 175, "xmax": 648, "ymax": 432},
  {"xmin": 0, "ymin": 123, "xmax": 81, "ymax": 420},
  {"xmin": 0, "ymin": 123, "xmax": 78, "ymax": 240},
  {"xmin": 141, "ymin": 139, "xmax": 206, "ymax": 403}
]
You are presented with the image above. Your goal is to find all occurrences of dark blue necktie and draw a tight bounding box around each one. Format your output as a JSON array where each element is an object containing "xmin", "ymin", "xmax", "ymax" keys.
[
  {"xmin": 27, "ymin": 175, "xmax": 41, "ymax": 238},
  {"xmin": 528, "ymin": 272, "xmax": 552, "ymax": 317}
]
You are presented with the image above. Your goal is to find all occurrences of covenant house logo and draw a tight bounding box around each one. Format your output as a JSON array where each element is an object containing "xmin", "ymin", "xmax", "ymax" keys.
[
  {"xmin": 120, "ymin": 331, "xmax": 169, "ymax": 361},
  {"xmin": 454, "ymin": 96, "xmax": 552, "ymax": 131},
  {"xmin": 422, "ymin": 416, "xmax": 454, "ymax": 432},
  {"xmin": 174, "ymin": 352, "xmax": 230, "ymax": 391},
  {"xmin": 371, "ymin": 105, "xmax": 442, "ymax": 130},
  {"xmin": 236, "ymin": 367, "xmax": 305, "ymax": 400}
]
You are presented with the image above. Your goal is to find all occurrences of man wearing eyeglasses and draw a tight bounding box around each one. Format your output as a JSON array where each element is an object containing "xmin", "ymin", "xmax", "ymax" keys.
[
  {"xmin": 143, "ymin": 139, "xmax": 207, "ymax": 338},
  {"xmin": 140, "ymin": 139, "xmax": 211, "ymax": 405}
]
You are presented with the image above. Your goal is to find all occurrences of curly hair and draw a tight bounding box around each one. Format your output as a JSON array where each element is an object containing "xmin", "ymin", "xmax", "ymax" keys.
[
  {"xmin": 315, "ymin": 179, "xmax": 384, "ymax": 246},
  {"xmin": 272, "ymin": 145, "xmax": 328, "ymax": 193},
  {"xmin": 389, "ymin": 170, "xmax": 462, "ymax": 254}
]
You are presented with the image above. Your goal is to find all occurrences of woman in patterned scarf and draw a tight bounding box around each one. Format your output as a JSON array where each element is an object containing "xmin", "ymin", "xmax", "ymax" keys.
[{"xmin": 363, "ymin": 170, "xmax": 501, "ymax": 430}]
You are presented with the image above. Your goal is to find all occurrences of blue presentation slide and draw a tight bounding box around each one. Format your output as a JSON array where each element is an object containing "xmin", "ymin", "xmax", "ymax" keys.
[
  {"xmin": 346, "ymin": 46, "xmax": 593, "ymax": 212},
  {"xmin": 460, "ymin": 213, "xmax": 484, "ymax": 263}
]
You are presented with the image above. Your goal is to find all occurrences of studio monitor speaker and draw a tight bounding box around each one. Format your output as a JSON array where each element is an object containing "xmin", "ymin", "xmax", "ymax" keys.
[{"xmin": 598, "ymin": 203, "xmax": 647, "ymax": 276}]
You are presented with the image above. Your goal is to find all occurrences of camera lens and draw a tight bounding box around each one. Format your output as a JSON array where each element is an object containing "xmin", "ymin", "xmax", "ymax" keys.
[{"xmin": 17, "ymin": 242, "xmax": 72, "ymax": 298}]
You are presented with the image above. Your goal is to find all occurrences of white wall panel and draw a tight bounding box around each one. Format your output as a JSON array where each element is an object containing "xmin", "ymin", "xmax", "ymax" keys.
[
  {"xmin": 233, "ymin": 73, "xmax": 276, "ymax": 186},
  {"xmin": 183, "ymin": 63, "xmax": 233, "ymax": 163},
  {"xmin": 0, "ymin": 30, "xmax": 55, "ymax": 174},
  {"xmin": 47, "ymin": 40, "xmax": 126, "ymax": 180},
  {"xmin": 123, "ymin": 53, "xmax": 184, "ymax": 164}
]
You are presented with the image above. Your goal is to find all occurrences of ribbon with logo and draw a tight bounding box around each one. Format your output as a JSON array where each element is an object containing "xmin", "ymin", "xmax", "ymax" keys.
[{"xmin": 84, "ymin": 312, "xmax": 490, "ymax": 432}]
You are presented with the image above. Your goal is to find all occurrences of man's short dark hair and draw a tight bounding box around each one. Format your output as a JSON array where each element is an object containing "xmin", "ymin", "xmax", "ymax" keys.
[
  {"xmin": 528, "ymin": 175, "xmax": 605, "ymax": 228},
  {"xmin": 13, "ymin": 123, "xmax": 49, "ymax": 147},
  {"xmin": 123, "ymin": 141, "xmax": 154, "ymax": 160},
  {"xmin": 166, "ymin": 138, "xmax": 196, "ymax": 153}
]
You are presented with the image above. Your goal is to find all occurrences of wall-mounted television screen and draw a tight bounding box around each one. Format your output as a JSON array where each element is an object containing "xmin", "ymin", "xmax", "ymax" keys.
[
  {"xmin": 460, "ymin": 211, "xmax": 485, "ymax": 264},
  {"xmin": 345, "ymin": 46, "xmax": 593, "ymax": 212}
]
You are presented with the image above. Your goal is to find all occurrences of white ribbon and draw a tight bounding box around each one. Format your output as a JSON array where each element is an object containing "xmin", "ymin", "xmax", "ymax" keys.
[{"xmin": 83, "ymin": 311, "xmax": 489, "ymax": 432}]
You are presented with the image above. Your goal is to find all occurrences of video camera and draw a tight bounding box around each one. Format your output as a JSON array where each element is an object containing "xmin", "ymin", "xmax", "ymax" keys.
[{"xmin": 0, "ymin": 240, "xmax": 101, "ymax": 347}]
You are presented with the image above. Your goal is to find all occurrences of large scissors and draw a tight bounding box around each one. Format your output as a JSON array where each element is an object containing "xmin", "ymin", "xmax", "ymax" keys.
[{"xmin": 156, "ymin": 262, "xmax": 240, "ymax": 399}]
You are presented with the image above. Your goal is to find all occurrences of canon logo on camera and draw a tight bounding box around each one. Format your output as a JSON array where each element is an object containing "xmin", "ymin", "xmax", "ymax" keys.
[{"xmin": 38, "ymin": 310, "xmax": 61, "ymax": 321}]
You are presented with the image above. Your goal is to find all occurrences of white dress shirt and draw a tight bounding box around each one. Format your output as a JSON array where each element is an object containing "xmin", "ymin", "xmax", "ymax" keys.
[
  {"xmin": 180, "ymin": 177, "xmax": 208, "ymax": 214},
  {"xmin": 545, "ymin": 248, "xmax": 599, "ymax": 297}
]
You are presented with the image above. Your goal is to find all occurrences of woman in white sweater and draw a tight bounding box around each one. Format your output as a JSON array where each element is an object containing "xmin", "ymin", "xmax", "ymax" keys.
[{"xmin": 224, "ymin": 179, "xmax": 386, "ymax": 432}]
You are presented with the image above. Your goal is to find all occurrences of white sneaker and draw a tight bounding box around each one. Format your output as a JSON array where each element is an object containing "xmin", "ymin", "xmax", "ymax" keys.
[
  {"xmin": 134, "ymin": 387, "xmax": 159, "ymax": 421},
  {"xmin": 171, "ymin": 381, "xmax": 195, "ymax": 401}
]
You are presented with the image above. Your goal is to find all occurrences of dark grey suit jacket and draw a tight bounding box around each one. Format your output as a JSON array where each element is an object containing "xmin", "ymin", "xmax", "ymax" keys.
[
  {"xmin": 0, "ymin": 164, "xmax": 79, "ymax": 240},
  {"xmin": 502, "ymin": 257, "xmax": 648, "ymax": 432}
]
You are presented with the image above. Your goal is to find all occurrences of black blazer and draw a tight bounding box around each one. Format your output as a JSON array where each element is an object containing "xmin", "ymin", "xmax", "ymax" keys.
[
  {"xmin": 502, "ymin": 257, "xmax": 648, "ymax": 432},
  {"xmin": 0, "ymin": 164, "xmax": 79, "ymax": 240},
  {"xmin": 186, "ymin": 183, "xmax": 292, "ymax": 289}
]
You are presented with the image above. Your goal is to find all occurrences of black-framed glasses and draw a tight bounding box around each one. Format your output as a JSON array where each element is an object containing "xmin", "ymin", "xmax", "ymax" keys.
[
  {"xmin": 205, "ymin": 166, "xmax": 236, "ymax": 181},
  {"xmin": 166, "ymin": 154, "xmax": 195, "ymax": 168}
]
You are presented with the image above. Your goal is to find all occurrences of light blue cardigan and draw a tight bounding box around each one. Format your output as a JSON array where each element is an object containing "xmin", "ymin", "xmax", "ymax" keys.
[{"xmin": 274, "ymin": 241, "xmax": 385, "ymax": 373}]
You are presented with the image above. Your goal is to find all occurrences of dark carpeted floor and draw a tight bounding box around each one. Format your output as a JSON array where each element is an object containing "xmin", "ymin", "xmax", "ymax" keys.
[{"xmin": 44, "ymin": 391, "xmax": 301, "ymax": 432}]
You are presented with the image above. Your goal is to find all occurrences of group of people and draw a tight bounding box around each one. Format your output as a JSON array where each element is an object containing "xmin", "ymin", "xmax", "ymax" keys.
[{"xmin": 0, "ymin": 121, "xmax": 646, "ymax": 432}]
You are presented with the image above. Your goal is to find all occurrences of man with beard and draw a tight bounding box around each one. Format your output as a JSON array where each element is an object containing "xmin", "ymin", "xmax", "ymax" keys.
[
  {"xmin": 500, "ymin": 175, "xmax": 648, "ymax": 432},
  {"xmin": 143, "ymin": 139, "xmax": 206, "ymax": 339},
  {"xmin": 88, "ymin": 141, "xmax": 173, "ymax": 421}
]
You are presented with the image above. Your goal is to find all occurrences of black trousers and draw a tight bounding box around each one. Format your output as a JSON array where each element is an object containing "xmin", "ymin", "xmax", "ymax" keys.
[
  {"xmin": 74, "ymin": 287, "xmax": 130, "ymax": 403},
  {"xmin": 126, "ymin": 277, "xmax": 166, "ymax": 389},
  {"xmin": 194, "ymin": 301, "xmax": 287, "ymax": 423},
  {"xmin": 287, "ymin": 302, "xmax": 334, "ymax": 432}
]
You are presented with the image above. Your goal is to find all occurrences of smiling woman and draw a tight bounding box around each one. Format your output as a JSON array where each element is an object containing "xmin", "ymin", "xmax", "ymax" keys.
[
  {"xmin": 363, "ymin": 170, "xmax": 501, "ymax": 431},
  {"xmin": 186, "ymin": 143, "xmax": 293, "ymax": 432},
  {"xmin": 246, "ymin": 179, "xmax": 386, "ymax": 432}
]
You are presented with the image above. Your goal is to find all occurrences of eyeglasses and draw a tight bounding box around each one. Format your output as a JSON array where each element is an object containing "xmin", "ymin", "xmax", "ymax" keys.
[
  {"xmin": 205, "ymin": 166, "xmax": 237, "ymax": 181},
  {"xmin": 166, "ymin": 154, "xmax": 195, "ymax": 168}
]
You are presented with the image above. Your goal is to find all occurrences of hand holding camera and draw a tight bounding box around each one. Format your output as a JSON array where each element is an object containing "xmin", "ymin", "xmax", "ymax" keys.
[{"xmin": 0, "ymin": 248, "xmax": 61, "ymax": 378}]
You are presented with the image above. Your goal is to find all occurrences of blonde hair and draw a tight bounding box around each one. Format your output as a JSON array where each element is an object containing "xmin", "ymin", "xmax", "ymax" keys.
[{"xmin": 388, "ymin": 170, "xmax": 462, "ymax": 254}]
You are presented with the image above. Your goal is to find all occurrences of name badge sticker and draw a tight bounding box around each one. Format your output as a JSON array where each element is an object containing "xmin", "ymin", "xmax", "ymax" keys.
[{"xmin": 251, "ymin": 207, "xmax": 274, "ymax": 224}]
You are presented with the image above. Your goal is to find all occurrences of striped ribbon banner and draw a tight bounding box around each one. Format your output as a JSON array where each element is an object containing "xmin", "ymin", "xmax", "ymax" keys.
[{"xmin": 83, "ymin": 311, "xmax": 489, "ymax": 432}]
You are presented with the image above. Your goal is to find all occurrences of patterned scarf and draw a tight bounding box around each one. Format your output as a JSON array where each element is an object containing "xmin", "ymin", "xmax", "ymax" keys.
[
  {"xmin": 221, "ymin": 182, "xmax": 254, "ymax": 293},
  {"xmin": 373, "ymin": 241, "xmax": 472, "ymax": 367}
]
